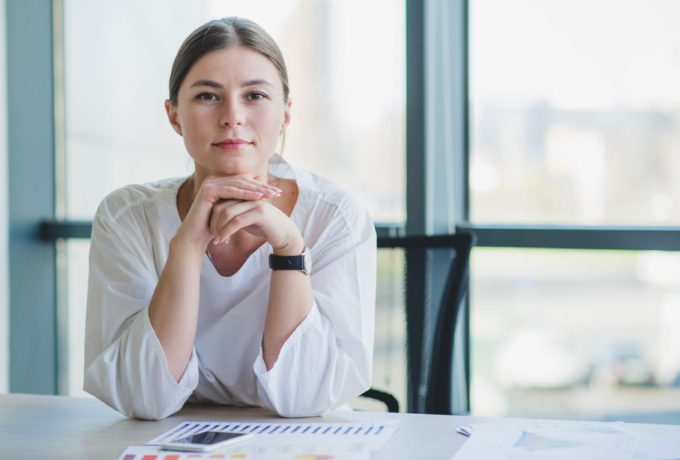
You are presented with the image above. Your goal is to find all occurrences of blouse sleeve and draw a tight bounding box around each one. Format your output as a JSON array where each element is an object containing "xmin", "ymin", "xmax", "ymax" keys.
[
  {"xmin": 253, "ymin": 194, "xmax": 377, "ymax": 417},
  {"xmin": 83, "ymin": 192, "xmax": 199, "ymax": 420}
]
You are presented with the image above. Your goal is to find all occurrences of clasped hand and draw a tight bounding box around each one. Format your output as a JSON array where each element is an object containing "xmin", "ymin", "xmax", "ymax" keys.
[{"xmin": 176, "ymin": 175, "xmax": 301, "ymax": 254}]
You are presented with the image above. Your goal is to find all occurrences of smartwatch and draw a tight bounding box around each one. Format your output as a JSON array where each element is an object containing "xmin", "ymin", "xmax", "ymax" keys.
[{"xmin": 269, "ymin": 247, "xmax": 312, "ymax": 275}]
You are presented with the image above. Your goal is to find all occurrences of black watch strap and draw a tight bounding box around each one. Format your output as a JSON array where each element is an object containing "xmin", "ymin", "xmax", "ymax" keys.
[
  {"xmin": 269, "ymin": 247, "xmax": 311, "ymax": 274},
  {"xmin": 269, "ymin": 254, "xmax": 305, "ymax": 270}
]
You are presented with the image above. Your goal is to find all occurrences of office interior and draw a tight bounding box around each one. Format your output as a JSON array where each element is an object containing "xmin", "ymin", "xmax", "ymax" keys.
[{"xmin": 2, "ymin": 0, "xmax": 680, "ymax": 425}]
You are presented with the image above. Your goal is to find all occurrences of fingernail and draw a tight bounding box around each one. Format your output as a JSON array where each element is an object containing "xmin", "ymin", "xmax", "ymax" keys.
[{"xmin": 213, "ymin": 239, "xmax": 220, "ymax": 245}]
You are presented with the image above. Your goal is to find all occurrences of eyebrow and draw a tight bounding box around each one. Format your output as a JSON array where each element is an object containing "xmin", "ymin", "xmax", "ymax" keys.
[
  {"xmin": 189, "ymin": 79, "xmax": 223, "ymax": 89},
  {"xmin": 189, "ymin": 79, "xmax": 274, "ymax": 89}
]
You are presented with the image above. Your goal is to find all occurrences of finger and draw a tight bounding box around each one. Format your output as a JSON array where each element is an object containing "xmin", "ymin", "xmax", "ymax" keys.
[
  {"xmin": 230, "ymin": 177, "xmax": 281, "ymax": 194},
  {"xmin": 214, "ymin": 198, "xmax": 241, "ymax": 207},
  {"xmin": 200, "ymin": 183, "xmax": 265, "ymax": 202},
  {"xmin": 209, "ymin": 199, "xmax": 240, "ymax": 238},
  {"xmin": 236, "ymin": 176, "xmax": 282, "ymax": 196},
  {"xmin": 210, "ymin": 200, "xmax": 262, "ymax": 243},
  {"xmin": 219, "ymin": 183, "xmax": 280, "ymax": 200},
  {"xmin": 205, "ymin": 176, "xmax": 282, "ymax": 195},
  {"xmin": 215, "ymin": 207, "xmax": 264, "ymax": 244},
  {"xmin": 252, "ymin": 176, "xmax": 280, "ymax": 195}
]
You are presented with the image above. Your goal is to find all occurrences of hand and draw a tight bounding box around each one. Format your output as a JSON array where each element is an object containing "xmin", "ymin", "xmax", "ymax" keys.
[
  {"xmin": 209, "ymin": 196, "xmax": 303, "ymax": 254},
  {"xmin": 174, "ymin": 176, "xmax": 281, "ymax": 251}
]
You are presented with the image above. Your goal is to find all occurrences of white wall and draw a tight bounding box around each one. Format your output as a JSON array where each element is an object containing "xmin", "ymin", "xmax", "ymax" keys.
[{"xmin": 0, "ymin": 0, "xmax": 8, "ymax": 393}]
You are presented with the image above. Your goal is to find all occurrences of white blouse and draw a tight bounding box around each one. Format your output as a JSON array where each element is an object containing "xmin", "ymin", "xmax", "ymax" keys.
[{"xmin": 83, "ymin": 158, "xmax": 376, "ymax": 420}]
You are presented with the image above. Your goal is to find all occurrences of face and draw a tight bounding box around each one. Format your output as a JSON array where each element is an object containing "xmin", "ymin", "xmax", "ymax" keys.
[{"xmin": 165, "ymin": 45, "xmax": 291, "ymax": 178}]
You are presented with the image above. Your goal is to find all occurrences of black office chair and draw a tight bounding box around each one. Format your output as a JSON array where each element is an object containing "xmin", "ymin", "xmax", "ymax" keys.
[
  {"xmin": 360, "ymin": 232, "xmax": 475, "ymax": 414},
  {"xmin": 360, "ymin": 388, "xmax": 400, "ymax": 413}
]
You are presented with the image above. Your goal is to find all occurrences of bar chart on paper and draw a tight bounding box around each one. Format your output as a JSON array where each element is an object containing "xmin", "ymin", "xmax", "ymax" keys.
[
  {"xmin": 117, "ymin": 420, "xmax": 397, "ymax": 460},
  {"xmin": 119, "ymin": 449, "xmax": 366, "ymax": 459}
]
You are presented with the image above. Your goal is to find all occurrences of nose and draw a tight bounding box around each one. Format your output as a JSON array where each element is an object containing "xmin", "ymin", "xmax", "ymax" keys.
[{"xmin": 220, "ymin": 98, "xmax": 244, "ymax": 127}]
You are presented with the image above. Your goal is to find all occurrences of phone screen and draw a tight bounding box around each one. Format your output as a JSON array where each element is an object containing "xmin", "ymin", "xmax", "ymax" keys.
[{"xmin": 172, "ymin": 431, "xmax": 246, "ymax": 446}]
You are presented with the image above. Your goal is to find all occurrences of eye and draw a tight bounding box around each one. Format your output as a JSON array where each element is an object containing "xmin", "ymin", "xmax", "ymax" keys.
[
  {"xmin": 247, "ymin": 91, "xmax": 268, "ymax": 102},
  {"xmin": 196, "ymin": 92, "xmax": 219, "ymax": 102}
]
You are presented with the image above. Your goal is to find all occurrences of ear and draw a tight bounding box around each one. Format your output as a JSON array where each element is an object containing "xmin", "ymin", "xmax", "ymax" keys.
[
  {"xmin": 281, "ymin": 97, "xmax": 292, "ymax": 135},
  {"xmin": 164, "ymin": 99, "xmax": 183, "ymax": 136}
]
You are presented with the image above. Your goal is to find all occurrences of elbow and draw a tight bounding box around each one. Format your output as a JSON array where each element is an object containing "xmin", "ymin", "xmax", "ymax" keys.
[
  {"xmin": 261, "ymin": 380, "xmax": 336, "ymax": 418},
  {"xmin": 85, "ymin": 382, "xmax": 177, "ymax": 420},
  {"xmin": 272, "ymin": 400, "xmax": 330, "ymax": 418},
  {"xmin": 128, "ymin": 407, "xmax": 175, "ymax": 421},
  {"xmin": 83, "ymin": 367, "xmax": 180, "ymax": 421},
  {"xmin": 121, "ymin": 397, "xmax": 182, "ymax": 420},
  {"xmin": 268, "ymin": 367, "xmax": 371, "ymax": 419}
]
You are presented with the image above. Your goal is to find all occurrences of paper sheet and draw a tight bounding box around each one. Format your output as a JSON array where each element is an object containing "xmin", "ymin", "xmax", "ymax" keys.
[
  {"xmin": 119, "ymin": 444, "xmax": 370, "ymax": 460},
  {"xmin": 453, "ymin": 421, "xmax": 680, "ymax": 460},
  {"xmin": 454, "ymin": 423, "xmax": 635, "ymax": 459},
  {"xmin": 630, "ymin": 429, "xmax": 680, "ymax": 460},
  {"xmin": 118, "ymin": 420, "xmax": 397, "ymax": 460}
]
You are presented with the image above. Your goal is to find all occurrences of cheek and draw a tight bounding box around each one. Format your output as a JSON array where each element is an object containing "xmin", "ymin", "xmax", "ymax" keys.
[
  {"xmin": 257, "ymin": 109, "xmax": 285, "ymax": 134},
  {"xmin": 180, "ymin": 110, "xmax": 213, "ymax": 138}
]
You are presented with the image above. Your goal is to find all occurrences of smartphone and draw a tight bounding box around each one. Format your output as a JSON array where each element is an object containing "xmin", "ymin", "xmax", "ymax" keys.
[{"xmin": 160, "ymin": 430, "xmax": 254, "ymax": 452}]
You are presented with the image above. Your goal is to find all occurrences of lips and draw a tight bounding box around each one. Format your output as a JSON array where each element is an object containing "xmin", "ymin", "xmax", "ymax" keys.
[{"xmin": 212, "ymin": 138, "xmax": 253, "ymax": 151}]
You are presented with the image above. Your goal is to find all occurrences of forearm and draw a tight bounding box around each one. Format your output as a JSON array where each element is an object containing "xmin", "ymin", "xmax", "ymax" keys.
[
  {"xmin": 148, "ymin": 237, "xmax": 204, "ymax": 380},
  {"xmin": 262, "ymin": 238, "xmax": 313, "ymax": 369}
]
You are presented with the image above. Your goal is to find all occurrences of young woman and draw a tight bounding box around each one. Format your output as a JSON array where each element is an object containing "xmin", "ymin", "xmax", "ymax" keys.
[{"xmin": 84, "ymin": 17, "xmax": 376, "ymax": 420}]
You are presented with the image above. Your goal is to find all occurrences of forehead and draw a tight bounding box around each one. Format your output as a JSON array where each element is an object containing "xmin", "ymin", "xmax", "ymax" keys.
[{"xmin": 183, "ymin": 45, "xmax": 282, "ymax": 89}]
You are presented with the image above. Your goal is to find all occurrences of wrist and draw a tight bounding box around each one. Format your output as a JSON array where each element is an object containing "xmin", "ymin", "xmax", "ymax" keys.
[
  {"xmin": 271, "ymin": 234, "xmax": 305, "ymax": 256},
  {"xmin": 169, "ymin": 235, "xmax": 207, "ymax": 260}
]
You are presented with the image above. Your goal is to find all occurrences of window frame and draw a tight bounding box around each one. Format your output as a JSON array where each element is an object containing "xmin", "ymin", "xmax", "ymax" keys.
[{"xmin": 7, "ymin": 0, "xmax": 58, "ymax": 394}]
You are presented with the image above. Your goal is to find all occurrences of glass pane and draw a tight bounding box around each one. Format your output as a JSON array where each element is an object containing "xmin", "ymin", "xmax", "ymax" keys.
[
  {"xmin": 63, "ymin": 0, "xmax": 404, "ymax": 221},
  {"xmin": 469, "ymin": 0, "xmax": 680, "ymax": 225},
  {"xmin": 353, "ymin": 249, "xmax": 407, "ymax": 411},
  {"xmin": 61, "ymin": 1, "xmax": 405, "ymax": 395},
  {"xmin": 471, "ymin": 248, "xmax": 680, "ymax": 423},
  {"xmin": 61, "ymin": 240, "xmax": 90, "ymax": 397}
]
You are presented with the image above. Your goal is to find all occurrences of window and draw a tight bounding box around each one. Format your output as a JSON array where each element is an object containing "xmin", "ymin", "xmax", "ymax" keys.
[
  {"xmin": 468, "ymin": 0, "xmax": 680, "ymax": 422},
  {"xmin": 471, "ymin": 248, "xmax": 680, "ymax": 420},
  {"xmin": 60, "ymin": 0, "xmax": 405, "ymax": 395},
  {"xmin": 470, "ymin": 0, "xmax": 680, "ymax": 225}
]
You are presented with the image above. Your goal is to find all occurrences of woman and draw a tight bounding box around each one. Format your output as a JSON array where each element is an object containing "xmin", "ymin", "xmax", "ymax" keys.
[{"xmin": 83, "ymin": 17, "xmax": 376, "ymax": 420}]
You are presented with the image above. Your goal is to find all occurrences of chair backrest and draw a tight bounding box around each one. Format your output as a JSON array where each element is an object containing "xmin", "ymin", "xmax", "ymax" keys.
[{"xmin": 377, "ymin": 232, "xmax": 475, "ymax": 414}]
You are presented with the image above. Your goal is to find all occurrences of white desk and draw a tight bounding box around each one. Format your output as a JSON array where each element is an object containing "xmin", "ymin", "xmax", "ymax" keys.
[
  {"xmin": 0, "ymin": 393, "xmax": 469, "ymax": 459},
  {"xmin": 2, "ymin": 393, "xmax": 680, "ymax": 459}
]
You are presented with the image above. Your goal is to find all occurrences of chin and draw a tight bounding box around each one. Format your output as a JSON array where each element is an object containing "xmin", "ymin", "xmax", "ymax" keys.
[{"xmin": 210, "ymin": 162, "xmax": 262, "ymax": 178}]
